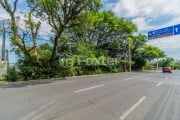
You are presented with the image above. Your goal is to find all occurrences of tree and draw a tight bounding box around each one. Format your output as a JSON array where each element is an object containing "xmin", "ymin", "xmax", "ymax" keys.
[
  {"xmin": 63, "ymin": 11, "xmax": 137, "ymax": 72},
  {"xmin": 0, "ymin": 0, "xmax": 41, "ymax": 65},
  {"xmin": 129, "ymin": 34, "xmax": 165, "ymax": 70},
  {"xmin": 27, "ymin": 0, "xmax": 102, "ymax": 66},
  {"xmin": 1, "ymin": 0, "xmax": 167, "ymax": 80},
  {"xmin": 158, "ymin": 57, "xmax": 174, "ymax": 67},
  {"xmin": 142, "ymin": 45, "xmax": 165, "ymax": 60}
]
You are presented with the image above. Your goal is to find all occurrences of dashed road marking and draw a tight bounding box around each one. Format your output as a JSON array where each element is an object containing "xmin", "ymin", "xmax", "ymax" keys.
[
  {"xmin": 156, "ymin": 81, "xmax": 163, "ymax": 87},
  {"xmin": 119, "ymin": 96, "xmax": 147, "ymax": 120},
  {"xmin": 20, "ymin": 100, "xmax": 55, "ymax": 120},
  {"xmin": 75, "ymin": 85, "xmax": 104, "ymax": 93},
  {"xmin": 124, "ymin": 78, "xmax": 132, "ymax": 81}
]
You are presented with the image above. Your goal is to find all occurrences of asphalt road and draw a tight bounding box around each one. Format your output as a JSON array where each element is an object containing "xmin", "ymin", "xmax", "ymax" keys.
[{"xmin": 0, "ymin": 71, "xmax": 180, "ymax": 120}]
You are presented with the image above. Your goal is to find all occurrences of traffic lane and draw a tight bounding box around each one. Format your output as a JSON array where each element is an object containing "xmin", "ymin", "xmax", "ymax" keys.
[
  {"xmin": 0, "ymin": 72, "xmax": 140, "ymax": 92},
  {"xmin": 0, "ymin": 72, "xmax": 169, "ymax": 120},
  {"xmin": 144, "ymin": 70, "xmax": 180, "ymax": 80},
  {"xmin": 144, "ymin": 82, "xmax": 180, "ymax": 120},
  {"xmin": 29, "ymin": 81, "xmax": 147, "ymax": 120},
  {"xmin": 141, "ymin": 71, "xmax": 180, "ymax": 86},
  {"xmin": 17, "ymin": 80, "xmax": 149, "ymax": 120},
  {"xmin": 119, "ymin": 71, "xmax": 180, "ymax": 120},
  {"xmin": 0, "ymin": 73, "xmax": 147, "ymax": 120},
  {"xmin": 119, "ymin": 83, "xmax": 169, "ymax": 120},
  {"xmin": 40, "ymin": 77, "xmax": 168, "ymax": 120},
  {"xmin": 0, "ymin": 73, "xmax": 125, "ymax": 99},
  {"xmin": 0, "ymin": 72, "xmax": 143, "ymax": 101},
  {"xmin": 127, "ymin": 83, "xmax": 180, "ymax": 120},
  {"xmin": 0, "ymin": 72, "xmax": 150, "ymax": 102}
]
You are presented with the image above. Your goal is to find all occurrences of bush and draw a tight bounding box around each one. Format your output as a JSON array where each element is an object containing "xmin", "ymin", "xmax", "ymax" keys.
[
  {"xmin": 95, "ymin": 68, "xmax": 103, "ymax": 74},
  {"xmin": 6, "ymin": 66, "xmax": 19, "ymax": 82},
  {"xmin": 112, "ymin": 68, "xmax": 122, "ymax": 73}
]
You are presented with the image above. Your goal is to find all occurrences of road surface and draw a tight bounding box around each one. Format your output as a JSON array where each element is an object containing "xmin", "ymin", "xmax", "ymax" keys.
[{"xmin": 0, "ymin": 71, "xmax": 180, "ymax": 120}]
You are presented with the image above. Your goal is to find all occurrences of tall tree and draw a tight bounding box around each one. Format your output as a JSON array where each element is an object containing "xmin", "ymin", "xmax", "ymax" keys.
[
  {"xmin": 27, "ymin": 0, "xmax": 101, "ymax": 66},
  {"xmin": 0, "ymin": 0, "xmax": 41, "ymax": 65},
  {"xmin": 66, "ymin": 11, "xmax": 137, "ymax": 57},
  {"xmin": 158, "ymin": 57, "xmax": 174, "ymax": 67},
  {"xmin": 64, "ymin": 11, "xmax": 137, "ymax": 72},
  {"xmin": 132, "ymin": 43, "xmax": 165, "ymax": 70}
]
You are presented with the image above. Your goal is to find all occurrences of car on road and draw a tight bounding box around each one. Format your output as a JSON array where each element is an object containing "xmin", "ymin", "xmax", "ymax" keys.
[{"xmin": 162, "ymin": 67, "xmax": 172, "ymax": 73}]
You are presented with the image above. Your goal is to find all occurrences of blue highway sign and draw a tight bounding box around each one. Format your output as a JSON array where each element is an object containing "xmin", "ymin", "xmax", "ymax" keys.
[
  {"xmin": 148, "ymin": 23, "xmax": 180, "ymax": 40},
  {"xmin": 174, "ymin": 24, "xmax": 180, "ymax": 35},
  {"xmin": 148, "ymin": 26, "xmax": 174, "ymax": 40}
]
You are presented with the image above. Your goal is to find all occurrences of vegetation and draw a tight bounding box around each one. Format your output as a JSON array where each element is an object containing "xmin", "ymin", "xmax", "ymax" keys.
[
  {"xmin": 6, "ymin": 66, "xmax": 19, "ymax": 82},
  {"xmin": 0, "ymin": 0, "xmax": 165, "ymax": 81},
  {"xmin": 156, "ymin": 57, "xmax": 180, "ymax": 70}
]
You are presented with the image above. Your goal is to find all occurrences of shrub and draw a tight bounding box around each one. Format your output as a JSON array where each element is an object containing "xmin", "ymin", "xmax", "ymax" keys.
[
  {"xmin": 6, "ymin": 66, "xmax": 19, "ymax": 82},
  {"xmin": 112, "ymin": 68, "xmax": 122, "ymax": 73}
]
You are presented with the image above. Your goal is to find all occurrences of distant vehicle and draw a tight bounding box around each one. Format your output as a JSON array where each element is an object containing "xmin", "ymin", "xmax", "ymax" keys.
[{"xmin": 162, "ymin": 67, "xmax": 172, "ymax": 73}]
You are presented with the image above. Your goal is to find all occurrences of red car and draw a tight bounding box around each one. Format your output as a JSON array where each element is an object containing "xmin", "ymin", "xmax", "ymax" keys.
[{"xmin": 162, "ymin": 67, "xmax": 172, "ymax": 73}]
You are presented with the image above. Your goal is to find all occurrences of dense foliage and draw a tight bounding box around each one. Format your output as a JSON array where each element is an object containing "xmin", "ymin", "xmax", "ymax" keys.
[
  {"xmin": 155, "ymin": 57, "xmax": 180, "ymax": 70},
  {"xmin": 0, "ymin": 0, "xmax": 165, "ymax": 81}
]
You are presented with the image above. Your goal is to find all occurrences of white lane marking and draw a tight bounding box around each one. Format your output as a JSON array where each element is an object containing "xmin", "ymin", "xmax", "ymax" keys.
[
  {"xmin": 119, "ymin": 96, "xmax": 147, "ymax": 120},
  {"xmin": 124, "ymin": 78, "xmax": 132, "ymax": 81},
  {"xmin": 21, "ymin": 111, "xmax": 37, "ymax": 120},
  {"xmin": 156, "ymin": 81, "xmax": 163, "ymax": 87},
  {"xmin": 21, "ymin": 101, "xmax": 55, "ymax": 120},
  {"xmin": 165, "ymin": 77, "xmax": 169, "ymax": 80},
  {"xmin": 51, "ymin": 80, "xmax": 74, "ymax": 85},
  {"xmin": 75, "ymin": 85, "xmax": 104, "ymax": 93}
]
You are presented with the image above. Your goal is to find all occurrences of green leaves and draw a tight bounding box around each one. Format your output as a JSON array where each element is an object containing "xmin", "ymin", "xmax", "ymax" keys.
[
  {"xmin": 142, "ymin": 45, "xmax": 165, "ymax": 59},
  {"xmin": 1, "ymin": 0, "xmax": 168, "ymax": 80}
]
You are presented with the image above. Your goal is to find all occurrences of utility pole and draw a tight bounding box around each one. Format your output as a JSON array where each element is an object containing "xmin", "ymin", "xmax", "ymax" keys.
[
  {"xmin": 1, "ymin": 24, "xmax": 6, "ymax": 61},
  {"xmin": 6, "ymin": 50, "xmax": 9, "ymax": 67},
  {"xmin": 128, "ymin": 42, "xmax": 131, "ymax": 72},
  {"xmin": 0, "ymin": 19, "xmax": 9, "ymax": 62},
  {"xmin": 126, "ymin": 37, "xmax": 132, "ymax": 72},
  {"xmin": 156, "ymin": 58, "xmax": 159, "ymax": 70}
]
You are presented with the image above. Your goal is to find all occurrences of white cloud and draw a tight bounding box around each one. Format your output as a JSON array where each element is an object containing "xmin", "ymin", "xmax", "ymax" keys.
[
  {"xmin": 104, "ymin": 0, "xmax": 180, "ymax": 59},
  {"xmin": 108, "ymin": 0, "xmax": 180, "ymax": 30},
  {"xmin": 147, "ymin": 35, "xmax": 180, "ymax": 59},
  {"xmin": 112, "ymin": 0, "xmax": 180, "ymax": 17},
  {"xmin": 0, "ymin": 7, "xmax": 9, "ymax": 20},
  {"xmin": 132, "ymin": 17, "xmax": 150, "ymax": 32}
]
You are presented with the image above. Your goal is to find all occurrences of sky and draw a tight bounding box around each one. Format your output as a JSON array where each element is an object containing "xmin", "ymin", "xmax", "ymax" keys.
[
  {"xmin": 0, "ymin": 0, "xmax": 180, "ymax": 63},
  {"xmin": 102, "ymin": 0, "xmax": 180, "ymax": 60}
]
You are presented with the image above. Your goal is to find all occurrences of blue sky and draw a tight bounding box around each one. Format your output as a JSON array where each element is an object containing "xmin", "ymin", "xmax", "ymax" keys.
[
  {"xmin": 1, "ymin": 0, "xmax": 180, "ymax": 63},
  {"xmin": 102, "ymin": 0, "xmax": 180, "ymax": 60}
]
